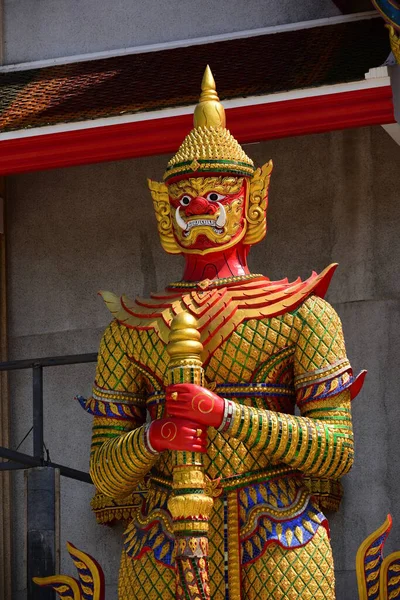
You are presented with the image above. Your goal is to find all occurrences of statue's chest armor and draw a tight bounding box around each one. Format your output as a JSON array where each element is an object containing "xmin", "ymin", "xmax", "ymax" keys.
[
  {"xmin": 122, "ymin": 310, "xmax": 297, "ymax": 394},
  {"xmin": 136, "ymin": 311, "xmax": 299, "ymax": 482},
  {"xmin": 119, "ymin": 303, "xmax": 302, "ymax": 483},
  {"xmin": 106, "ymin": 267, "xmax": 334, "ymax": 392},
  {"xmin": 206, "ymin": 315, "xmax": 296, "ymax": 386},
  {"xmin": 104, "ymin": 268, "xmax": 335, "ymax": 485}
]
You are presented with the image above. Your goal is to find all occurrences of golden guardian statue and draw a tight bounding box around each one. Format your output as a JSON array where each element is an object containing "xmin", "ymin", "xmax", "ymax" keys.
[{"xmin": 78, "ymin": 66, "xmax": 365, "ymax": 600}]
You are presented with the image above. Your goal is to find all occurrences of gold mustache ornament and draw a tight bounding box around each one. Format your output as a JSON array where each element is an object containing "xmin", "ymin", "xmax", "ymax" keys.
[{"xmin": 172, "ymin": 197, "xmax": 244, "ymax": 247}]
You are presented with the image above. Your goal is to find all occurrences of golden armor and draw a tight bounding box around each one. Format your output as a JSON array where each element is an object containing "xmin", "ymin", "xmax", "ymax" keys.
[{"xmin": 80, "ymin": 67, "xmax": 363, "ymax": 599}]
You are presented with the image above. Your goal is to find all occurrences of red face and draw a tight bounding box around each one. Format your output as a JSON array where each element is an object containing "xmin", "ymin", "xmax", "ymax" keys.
[{"xmin": 167, "ymin": 176, "xmax": 247, "ymax": 254}]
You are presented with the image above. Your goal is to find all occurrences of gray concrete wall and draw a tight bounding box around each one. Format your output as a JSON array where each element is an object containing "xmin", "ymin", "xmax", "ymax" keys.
[
  {"xmin": 6, "ymin": 125, "xmax": 400, "ymax": 599},
  {"xmin": 3, "ymin": 0, "xmax": 340, "ymax": 64}
]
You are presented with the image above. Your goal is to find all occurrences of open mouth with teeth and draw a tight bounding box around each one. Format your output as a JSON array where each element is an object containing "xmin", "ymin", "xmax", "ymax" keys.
[{"xmin": 175, "ymin": 202, "xmax": 226, "ymax": 237}]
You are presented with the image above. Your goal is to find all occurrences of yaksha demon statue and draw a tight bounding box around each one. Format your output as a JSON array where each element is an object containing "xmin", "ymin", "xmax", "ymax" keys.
[{"xmin": 81, "ymin": 67, "xmax": 365, "ymax": 600}]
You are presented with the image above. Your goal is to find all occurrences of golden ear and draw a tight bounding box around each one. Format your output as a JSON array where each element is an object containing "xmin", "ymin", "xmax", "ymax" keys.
[
  {"xmin": 244, "ymin": 160, "xmax": 273, "ymax": 246},
  {"xmin": 147, "ymin": 179, "xmax": 181, "ymax": 255}
]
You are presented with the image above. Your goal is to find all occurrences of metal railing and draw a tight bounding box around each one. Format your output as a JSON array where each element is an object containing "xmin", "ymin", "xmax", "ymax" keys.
[{"xmin": 0, "ymin": 353, "xmax": 97, "ymax": 483}]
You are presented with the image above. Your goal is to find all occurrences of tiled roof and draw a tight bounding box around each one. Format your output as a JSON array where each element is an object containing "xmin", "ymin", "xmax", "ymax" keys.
[{"xmin": 0, "ymin": 17, "xmax": 389, "ymax": 134}]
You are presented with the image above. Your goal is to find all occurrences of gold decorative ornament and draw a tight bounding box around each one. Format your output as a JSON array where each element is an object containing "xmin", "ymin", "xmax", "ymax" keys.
[
  {"xmin": 193, "ymin": 65, "xmax": 226, "ymax": 129},
  {"xmin": 160, "ymin": 421, "xmax": 178, "ymax": 441},
  {"xmin": 163, "ymin": 66, "xmax": 255, "ymax": 182},
  {"xmin": 166, "ymin": 312, "xmax": 213, "ymax": 600},
  {"xmin": 244, "ymin": 160, "xmax": 273, "ymax": 245},
  {"xmin": 148, "ymin": 67, "xmax": 272, "ymax": 255},
  {"xmin": 33, "ymin": 542, "xmax": 105, "ymax": 600},
  {"xmin": 166, "ymin": 312, "xmax": 203, "ymax": 364},
  {"xmin": 148, "ymin": 178, "xmax": 181, "ymax": 255},
  {"xmin": 387, "ymin": 24, "xmax": 400, "ymax": 64},
  {"xmin": 192, "ymin": 393, "xmax": 215, "ymax": 414},
  {"xmin": 167, "ymin": 176, "xmax": 244, "ymax": 200},
  {"xmin": 167, "ymin": 272, "xmax": 263, "ymax": 288}
]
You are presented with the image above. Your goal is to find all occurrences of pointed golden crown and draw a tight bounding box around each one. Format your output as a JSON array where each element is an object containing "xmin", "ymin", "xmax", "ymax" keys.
[{"xmin": 163, "ymin": 66, "xmax": 255, "ymax": 183}]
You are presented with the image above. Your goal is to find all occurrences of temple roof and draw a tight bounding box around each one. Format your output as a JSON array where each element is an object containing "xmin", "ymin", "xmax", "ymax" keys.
[{"xmin": 0, "ymin": 15, "xmax": 390, "ymax": 134}]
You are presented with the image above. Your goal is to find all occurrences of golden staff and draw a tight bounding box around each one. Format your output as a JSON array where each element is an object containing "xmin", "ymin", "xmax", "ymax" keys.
[{"xmin": 166, "ymin": 312, "xmax": 213, "ymax": 600}]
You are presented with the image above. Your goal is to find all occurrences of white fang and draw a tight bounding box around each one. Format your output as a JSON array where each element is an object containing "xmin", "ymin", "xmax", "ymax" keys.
[
  {"xmin": 216, "ymin": 202, "xmax": 226, "ymax": 228},
  {"xmin": 175, "ymin": 207, "xmax": 188, "ymax": 231}
]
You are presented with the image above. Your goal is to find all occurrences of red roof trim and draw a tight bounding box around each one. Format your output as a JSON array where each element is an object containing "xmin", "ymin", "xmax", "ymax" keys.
[{"xmin": 0, "ymin": 85, "xmax": 394, "ymax": 176}]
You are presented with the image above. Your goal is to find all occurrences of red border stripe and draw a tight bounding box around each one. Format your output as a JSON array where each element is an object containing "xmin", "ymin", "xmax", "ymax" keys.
[{"xmin": 0, "ymin": 86, "xmax": 394, "ymax": 176}]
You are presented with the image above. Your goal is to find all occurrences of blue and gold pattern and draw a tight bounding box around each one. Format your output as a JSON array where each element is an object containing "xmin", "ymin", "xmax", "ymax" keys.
[
  {"xmin": 239, "ymin": 480, "xmax": 327, "ymax": 563},
  {"xmin": 123, "ymin": 484, "xmax": 175, "ymax": 566},
  {"xmin": 33, "ymin": 542, "xmax": 105, "ymax": 600},
  {"xmin": 355, "ymin": 515, "xmax": 400, "ymax": 600},
  {"xmin": 296, "ymin": 370, "xmax": 354, "ymax": 406},
  {"xmin": 76, "ymin": 392, "xmax": 144, "ymax": 421},
  {"xmin": 382, "ymin": 553, "xmax": 400, "ymax": 600},
  {"xmin": 356, "ymin": 515, "xmax": 392, "ymax": 600},
  {"xmin": 121, "ymin": 478, "xmax": 327, "ymax": 571},
  {"xmin": 124, "ymin": 517, "xmax": 175, "ymax": 567},
  {"xmin": 371, "ymin": 1, "xmax": 400, "ymax": 64}
]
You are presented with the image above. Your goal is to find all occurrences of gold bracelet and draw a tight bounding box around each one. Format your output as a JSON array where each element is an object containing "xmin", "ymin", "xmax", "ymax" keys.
[
  {"xmin": 255, "ymin": 411, "xmax": 269, "ymax": 450},
  {"xmin": 274, "ymin": 415, "xmax": 289, "ymax": 460},
  {"xmin": 325, "ymin": 437, "xmax": 345, "ymax": 478},
  {"xmin": 284, "ymin": 416, "xmax": 300, "ymax": 463},
  {"xmin": 308, "ymin": 422, "xmax": 327, "ymax": 474},
  {"xmin": 247, "ymin": 409, "xmax": 260, "ymax": 447},
  {"xmin": 267, "ymin": 412, "xmax": 280, "ymax": 456},
  {"xmin": 229, "ymin": 403, "xmax": 243, "ymax": 438},
  {"xmin": 238, "ymin": 405, "xmax": 251, "ymax": 442},
  {"xmin": 291, "ymin": 422, "xmax": 310, "ymax": 469},
  {"xmin": 302, "ymin": 420, "xmax": 319, "ymax": 472}
]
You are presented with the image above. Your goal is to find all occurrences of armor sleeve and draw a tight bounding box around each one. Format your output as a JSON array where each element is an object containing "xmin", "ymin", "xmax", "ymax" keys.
[
  {"xmin": 222, "ymin": 296, "xmax": 354, "ymax": 480},
  {"xmin": 86, "ymin": 320, "xmax": 158, "ymax": 499}
]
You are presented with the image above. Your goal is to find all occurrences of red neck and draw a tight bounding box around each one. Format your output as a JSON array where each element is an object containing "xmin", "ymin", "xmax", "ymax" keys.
[{"xmin": 181, "ymin": 243, "xmax": 250, "ymax": 281}]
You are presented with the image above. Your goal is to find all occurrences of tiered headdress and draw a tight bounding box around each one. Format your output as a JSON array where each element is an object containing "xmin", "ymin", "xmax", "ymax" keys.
[
  {"xmin": 149, "ymin": 67, "xmax": 272, "ymax": 254},
  {"xmin": 163, "ymin": 66, "xmax": 255, "ymax": 183}
]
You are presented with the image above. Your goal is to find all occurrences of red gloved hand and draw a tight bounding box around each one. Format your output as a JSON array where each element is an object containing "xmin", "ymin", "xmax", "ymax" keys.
[
  {"xmin": 166, "ymin": 384, "xmax": 225, "ymax": 429},
  {"xmin": 148, "ymin": 417, "xmax": 207, "ymax": 453}
]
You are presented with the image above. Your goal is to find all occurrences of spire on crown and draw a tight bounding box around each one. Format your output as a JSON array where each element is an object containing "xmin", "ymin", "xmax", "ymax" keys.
[
  {"xmin": 193, "ymin": 65, "xmax": 226, "ymax": 129},
  {"xmin": 163, "ymin": 66, "xmax": 255, "ymax": 183}
]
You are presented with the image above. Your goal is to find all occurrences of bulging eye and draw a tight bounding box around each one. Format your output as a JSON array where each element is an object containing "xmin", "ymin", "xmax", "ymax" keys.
[
  {"xmin": 180, "ymin": 195, "xmax": 191, "ymax": 206},
  {"xmin": 206, "ymin": 192, "xmax": 225, "ymax": 202}
]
